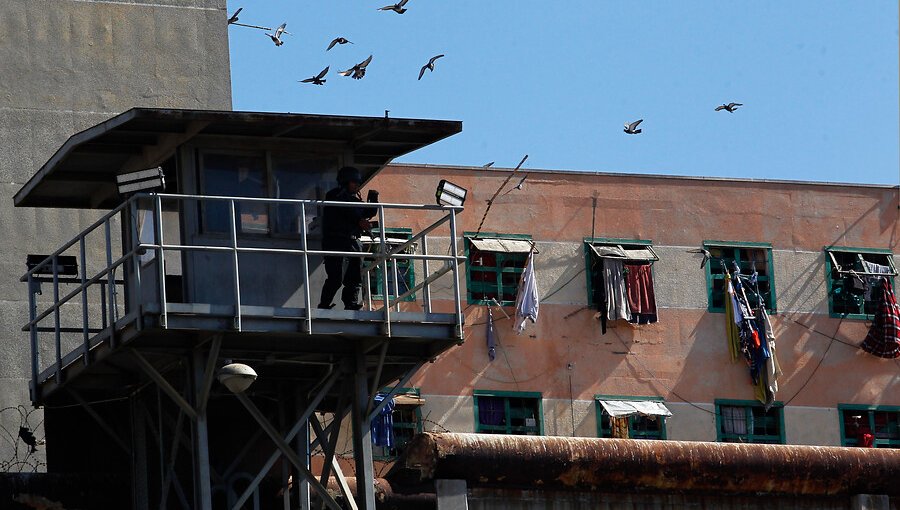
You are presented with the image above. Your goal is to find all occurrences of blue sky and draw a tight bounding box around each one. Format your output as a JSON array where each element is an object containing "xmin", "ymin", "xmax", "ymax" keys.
[{"xmin": 228, "ymin": 1, "xmax": 899, "ymax": 185}]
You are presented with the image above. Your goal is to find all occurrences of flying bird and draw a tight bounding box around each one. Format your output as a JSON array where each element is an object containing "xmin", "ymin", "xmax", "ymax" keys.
[
  {"xmin": 686, "ymin": 248, "xmax": 712, "ymax": 269},
  {"xmin": 418, "ymin": 54, "xmax": 445, "ymax": 80},
  {"xmin": 299, "ymin": 66, "xmax": 329, "ymax": 85},
  {"xmin": 715, "ymin": 102, "xmax": 743, "ymax": 113},
  {"xmin": 326, "ymin": 37, "xmax": 353, "ymax": 51},
  {"xmin": 227, "ymin": 7, "xmax": 242, "ymax": 25},
  {"xmin": 624, "ymin": 119, "xmax": 643, "ymax": 134},
  {"xmin": 19, "ymin": 426, "xmax": 37, "ymax": 453},
  {"xmin": 338, "ymin": 55, "xmax": 373, "ymax": 80},
  {"xmin": 266, "ymin": 23, "xmax": 288, "ymax": 46},
  {"xmin": 379, "ymin": 0, "xmax": 409, "ymax": 14}
]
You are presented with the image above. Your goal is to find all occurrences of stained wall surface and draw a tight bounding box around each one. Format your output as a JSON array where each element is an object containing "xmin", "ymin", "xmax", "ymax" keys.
[
  {"xmin": 0, "ymin": 0, "xmax": 231, "ymax": 469},
  {"xmin": 367, "ymin": 163, "xmax": 900, "ymax": 446}
]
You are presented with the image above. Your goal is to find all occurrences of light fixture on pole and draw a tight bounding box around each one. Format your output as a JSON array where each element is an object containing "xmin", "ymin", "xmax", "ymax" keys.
[
  {"xmin": 435, "ymin": 179, "xmax": 467, "ymax": 207},
  {"xmin": 217, "ymin": 362, "xmax": 257, "ymax": 394},
  {"xmin": 116, "ymin": 166, "xmax": 165, "ymax": 195}
]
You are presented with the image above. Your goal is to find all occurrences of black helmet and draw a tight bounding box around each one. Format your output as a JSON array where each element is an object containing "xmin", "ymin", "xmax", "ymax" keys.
[{"xmin": 336, "ymin": 166, "xmax": 362, "ymax": 186}]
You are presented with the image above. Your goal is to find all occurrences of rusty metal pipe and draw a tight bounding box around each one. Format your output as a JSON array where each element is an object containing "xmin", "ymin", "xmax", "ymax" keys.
[{"xmin": 388, "ymin": 433, "xmax": 900, "ymax": 496}]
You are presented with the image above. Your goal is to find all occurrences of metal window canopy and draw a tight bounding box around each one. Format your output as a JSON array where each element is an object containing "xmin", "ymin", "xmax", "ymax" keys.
[
  {"xmin": 14, "ymin": 108, "xmax": 462, "ymax": 209},
  {"xmin": 469, "ymin": 238, "xmax": 536, "ymax": 254},
  {"xmin": 588, "ymin": 243, "xmax": 659, "ymax": 262},
  {"xmin": 597, "ymin": 399, "xmax": 671, "ymax": 418}
]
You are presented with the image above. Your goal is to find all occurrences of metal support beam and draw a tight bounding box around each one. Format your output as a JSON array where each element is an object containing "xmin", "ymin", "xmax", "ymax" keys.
[
  {"xmin": 294, "ymin": 393, "xmax": 311, "ymax": 510},
  {"xmin": 67, "ymin": 388, "xmax": 130, "ymax": 455},
  {"xmin": 131, "ymin": 398, "xmax": 150, "ymax": 510},
  {"xmin": 197, "ymin": 335, "xmax": 222, "ymax": 412},
  {"xmin": 367, "ymin": 361, "xmax": 426, "ymax": 424},
  {"xmin": 233, "ymin": 392, "xmax": 343, "ymax": 510},
  {"xmin": 351, "ymin": 346, "xmax": 376, "ymax": 510},
  {"xmin": 129, "ymin": 350, "xmax": 198, "ymax": 421},
  {"xmin": 310, "ymin": 416, "xmax": 358, "ymax": 510},
  {"xmin": 190, "ymin": 349, "xmax": 213, "ymax": 510},
  {"xmin": 231, "ymin": 368, "xmax": 341, "ymax": 510}
]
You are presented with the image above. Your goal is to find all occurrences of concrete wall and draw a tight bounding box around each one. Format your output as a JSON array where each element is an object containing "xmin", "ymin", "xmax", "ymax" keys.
[
  {"xmin": 0, "ymin": 0, "xmax": 231, "ymax": 469},
  {"xmin": 367, "ymin": 164, "xmax": 900, "ymax": 446}
]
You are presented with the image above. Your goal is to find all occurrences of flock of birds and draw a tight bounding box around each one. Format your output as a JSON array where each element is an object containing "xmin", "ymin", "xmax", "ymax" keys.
[
  {"xmin": 227, "ymin": 5, "xmax": 445, "ymax": 86},
  {"xmin": 229, "ymin": 6, "xmax": 745, "ymax": 136},
  {"xmin": 624, "ymin": 103, "xmax": 743, "ymax": 135}
]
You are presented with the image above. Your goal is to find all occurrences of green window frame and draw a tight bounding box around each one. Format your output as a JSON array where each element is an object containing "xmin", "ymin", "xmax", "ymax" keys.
[
  {"xmin": 364, "ymin": 228, "xmax": 416, "ymax": 302},
  {"xmin": 465, "ymin": 233, "xmax": 532, "ymax": 306},
  {"xmin": 583, "ymin": 237, "xmax": 655, "ymax": 307},
  {"xmin": 838, "ymin": 404, "xmax": 900, "ymax": 448},
  {"xmin": 824, "ymin": 247, "xmax": 896, "ymax": 320},
  {"xmin": 473, "ymin": 390, "xmax": 543, "ymax": 435},
  {"xmin": 595, "ymin": 395, "xmax": 667, "ymax": 440},
  {"xmin": 715, "ymin": 399, "xmax": 785, "ymax": 444},
  {"xmin": 372, "ymin": 387, "xmax": 424, "ymax": 460},
  {"xmin": 704, "ymin": 241, "xmax": 776, "ymax": 313}
]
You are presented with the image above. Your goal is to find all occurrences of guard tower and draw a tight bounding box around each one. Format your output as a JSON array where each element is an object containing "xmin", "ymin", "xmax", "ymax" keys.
[{"xmin": 15, "ymin": 108, "xmax": 465, "ymax": 509}]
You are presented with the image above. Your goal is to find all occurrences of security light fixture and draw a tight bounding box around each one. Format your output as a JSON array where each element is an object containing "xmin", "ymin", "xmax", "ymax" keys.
[
  {"xmin": 116, "ymin": 166, "xmax": 165, "ymax": 195},
  {"xmin": 217, "ymin": 362, "xmax": 258, "ymax": 394},
  {"xmin": 436, "ymin": 179, "xmax": 467, "ymax": 207}
]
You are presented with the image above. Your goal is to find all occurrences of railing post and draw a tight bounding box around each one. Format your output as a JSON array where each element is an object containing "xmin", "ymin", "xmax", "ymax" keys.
[
  {"xmin": 28, "ymin": 274, "xmax": 39, "ymax": 402},
  {"xmin": 377, "ymin": 205, "xmax": 391, "ymax": 337},
  {"xmin": 299, "ymin": 204, "xmax": 312, "ymax": 334},
  {"xmin": 422, "ymin": 234, "xmax": 432, "ymax": 314},
  {"xmin": 129, "ymin": 197, "xmax": 142, "ymax": 330},
  {"xmin": 448, "ymin": 210, "xmax": 463, "ymax": 340},
  {"xmin": 229, "ymin": 199, "xmax": 242, "ymax": 331},
  {"xmin": 154, "ymin": 195, "xmax": 167, "ymax": 329},
  {"xmin": 52, "ymin": 254, "xmax": 62, "ymax": 384},
  {"xmin": 105, "ymin": 219, "xmax": 117, "ymax": 347},
  {"xmin": 80, "ymin": 236, "xmax": 90, "ymax": 365},
  {"xmin": 391, "ymin": 256, "xmax": 401, "ymax": 313}
]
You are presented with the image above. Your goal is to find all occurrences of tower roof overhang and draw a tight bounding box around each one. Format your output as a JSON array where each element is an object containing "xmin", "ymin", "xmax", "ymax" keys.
[{"xmin": 14, "ymin": 108, "xmax": 462, "ymax": 209}]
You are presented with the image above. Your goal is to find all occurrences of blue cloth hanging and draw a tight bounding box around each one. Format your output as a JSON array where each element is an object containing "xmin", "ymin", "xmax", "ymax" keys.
[{"xmin": 370, "ymin": 394, "xmax": 395, "ymax": 447}]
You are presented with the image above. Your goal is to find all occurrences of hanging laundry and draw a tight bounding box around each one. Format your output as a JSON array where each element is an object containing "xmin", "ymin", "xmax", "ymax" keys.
[
  {"xmin": 603, "ymin": 258, "xmax": 631, "ymax": 321},
  {"xmin": 514, "ymin": 251, "xmax": 539, "ymax": 334},
  {"xmin": 370, "ymin": 394, "xmax": 395, "ymax": 447},
  {"xmin": 591, "ymin": 257, "xmax": 608, "ymax": 334},
  {"xmin": 624, "ymin": 263, "xmax": 657, "ymax": 324},
  {"xmin": 860, "ymin": 279, "xmax": 900, "ymax": 359},
  {"xmin": 759, "ymin": 306, "xmax": 782, "ymax": 408},
  {"xmin": 862, "ymin": 261, "xmax": 894, "ymax": 301},
  {"xmin": 610, "ymin": 416, "xmax": 630, "ymax": 439},
  {"xmin": 486, "ymin": 306, "xmax": 496, "ymax": 362},
  {"xmin": 724, "ymin": 274, "xmax": 742, "ymax": 362}
]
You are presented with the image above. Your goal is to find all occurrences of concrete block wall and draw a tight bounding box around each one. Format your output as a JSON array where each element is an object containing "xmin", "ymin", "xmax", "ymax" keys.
[{"xmin": 0, "ymin": 0, "xmax": 231, "ymax": 468}]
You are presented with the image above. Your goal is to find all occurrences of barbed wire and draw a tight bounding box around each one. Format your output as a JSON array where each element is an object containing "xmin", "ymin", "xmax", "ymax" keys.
[{"xmin": 0, "ymin": 405, "xmax": 47, "ymax": 473}]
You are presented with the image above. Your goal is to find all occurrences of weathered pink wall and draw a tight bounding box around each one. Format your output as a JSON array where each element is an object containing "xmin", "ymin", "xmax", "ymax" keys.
[{"xmin": 370, "ymin": 165, "xmax": 900, "ymax": 407}]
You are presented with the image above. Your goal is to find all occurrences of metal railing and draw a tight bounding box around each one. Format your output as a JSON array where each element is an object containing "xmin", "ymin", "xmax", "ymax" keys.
[{"xmin": 22, "ymin": 192, "xmax": 465, "ymax": 398}]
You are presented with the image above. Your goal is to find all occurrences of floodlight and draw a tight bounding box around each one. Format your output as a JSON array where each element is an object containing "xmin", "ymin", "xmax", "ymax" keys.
[
  {"xmin": 116, "ymin": 166, "xmax": 165, "ymax": 195},
  {"xmin": 436, "ymin": 180, "xmax": 467, "ymax": 207},
  {"xmin": 217, "ymin": 362, "xmax": 257, "ymax": 394}
]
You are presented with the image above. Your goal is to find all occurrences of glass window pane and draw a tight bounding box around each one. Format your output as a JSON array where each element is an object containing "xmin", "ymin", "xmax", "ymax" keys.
[
  {"xmin": 200, "ymin": 153, "xmax": 268, "ymax": 234},
  {"xmin": 271, "ymin": 155, "xmax": 338, "ymax": 234}
]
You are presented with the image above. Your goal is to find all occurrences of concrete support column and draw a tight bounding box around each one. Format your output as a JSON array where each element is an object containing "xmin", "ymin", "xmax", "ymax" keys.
[
  {"xmin": 351, "ymin": 346, "xmax": 376, "ymax": 509},
  {"xmin": 435, "ymin": 479, "xmax": 468, "ymax": 510}
]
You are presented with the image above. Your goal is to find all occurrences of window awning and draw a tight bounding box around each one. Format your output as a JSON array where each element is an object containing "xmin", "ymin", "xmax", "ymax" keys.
[
  {"xmin": 589, "ymin": 244, "xmax": 659, "ymax": 262},
  {"xmin": 393, "ymin": 394, "xmax": 425, "ymax": 406},
  {"xmin": 597, "ymin": 399, "xmax": 672, "ymax": 418},
  {"xmin": 469, "ymin": 238, "xmax": 534, "ymax": 253}
]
